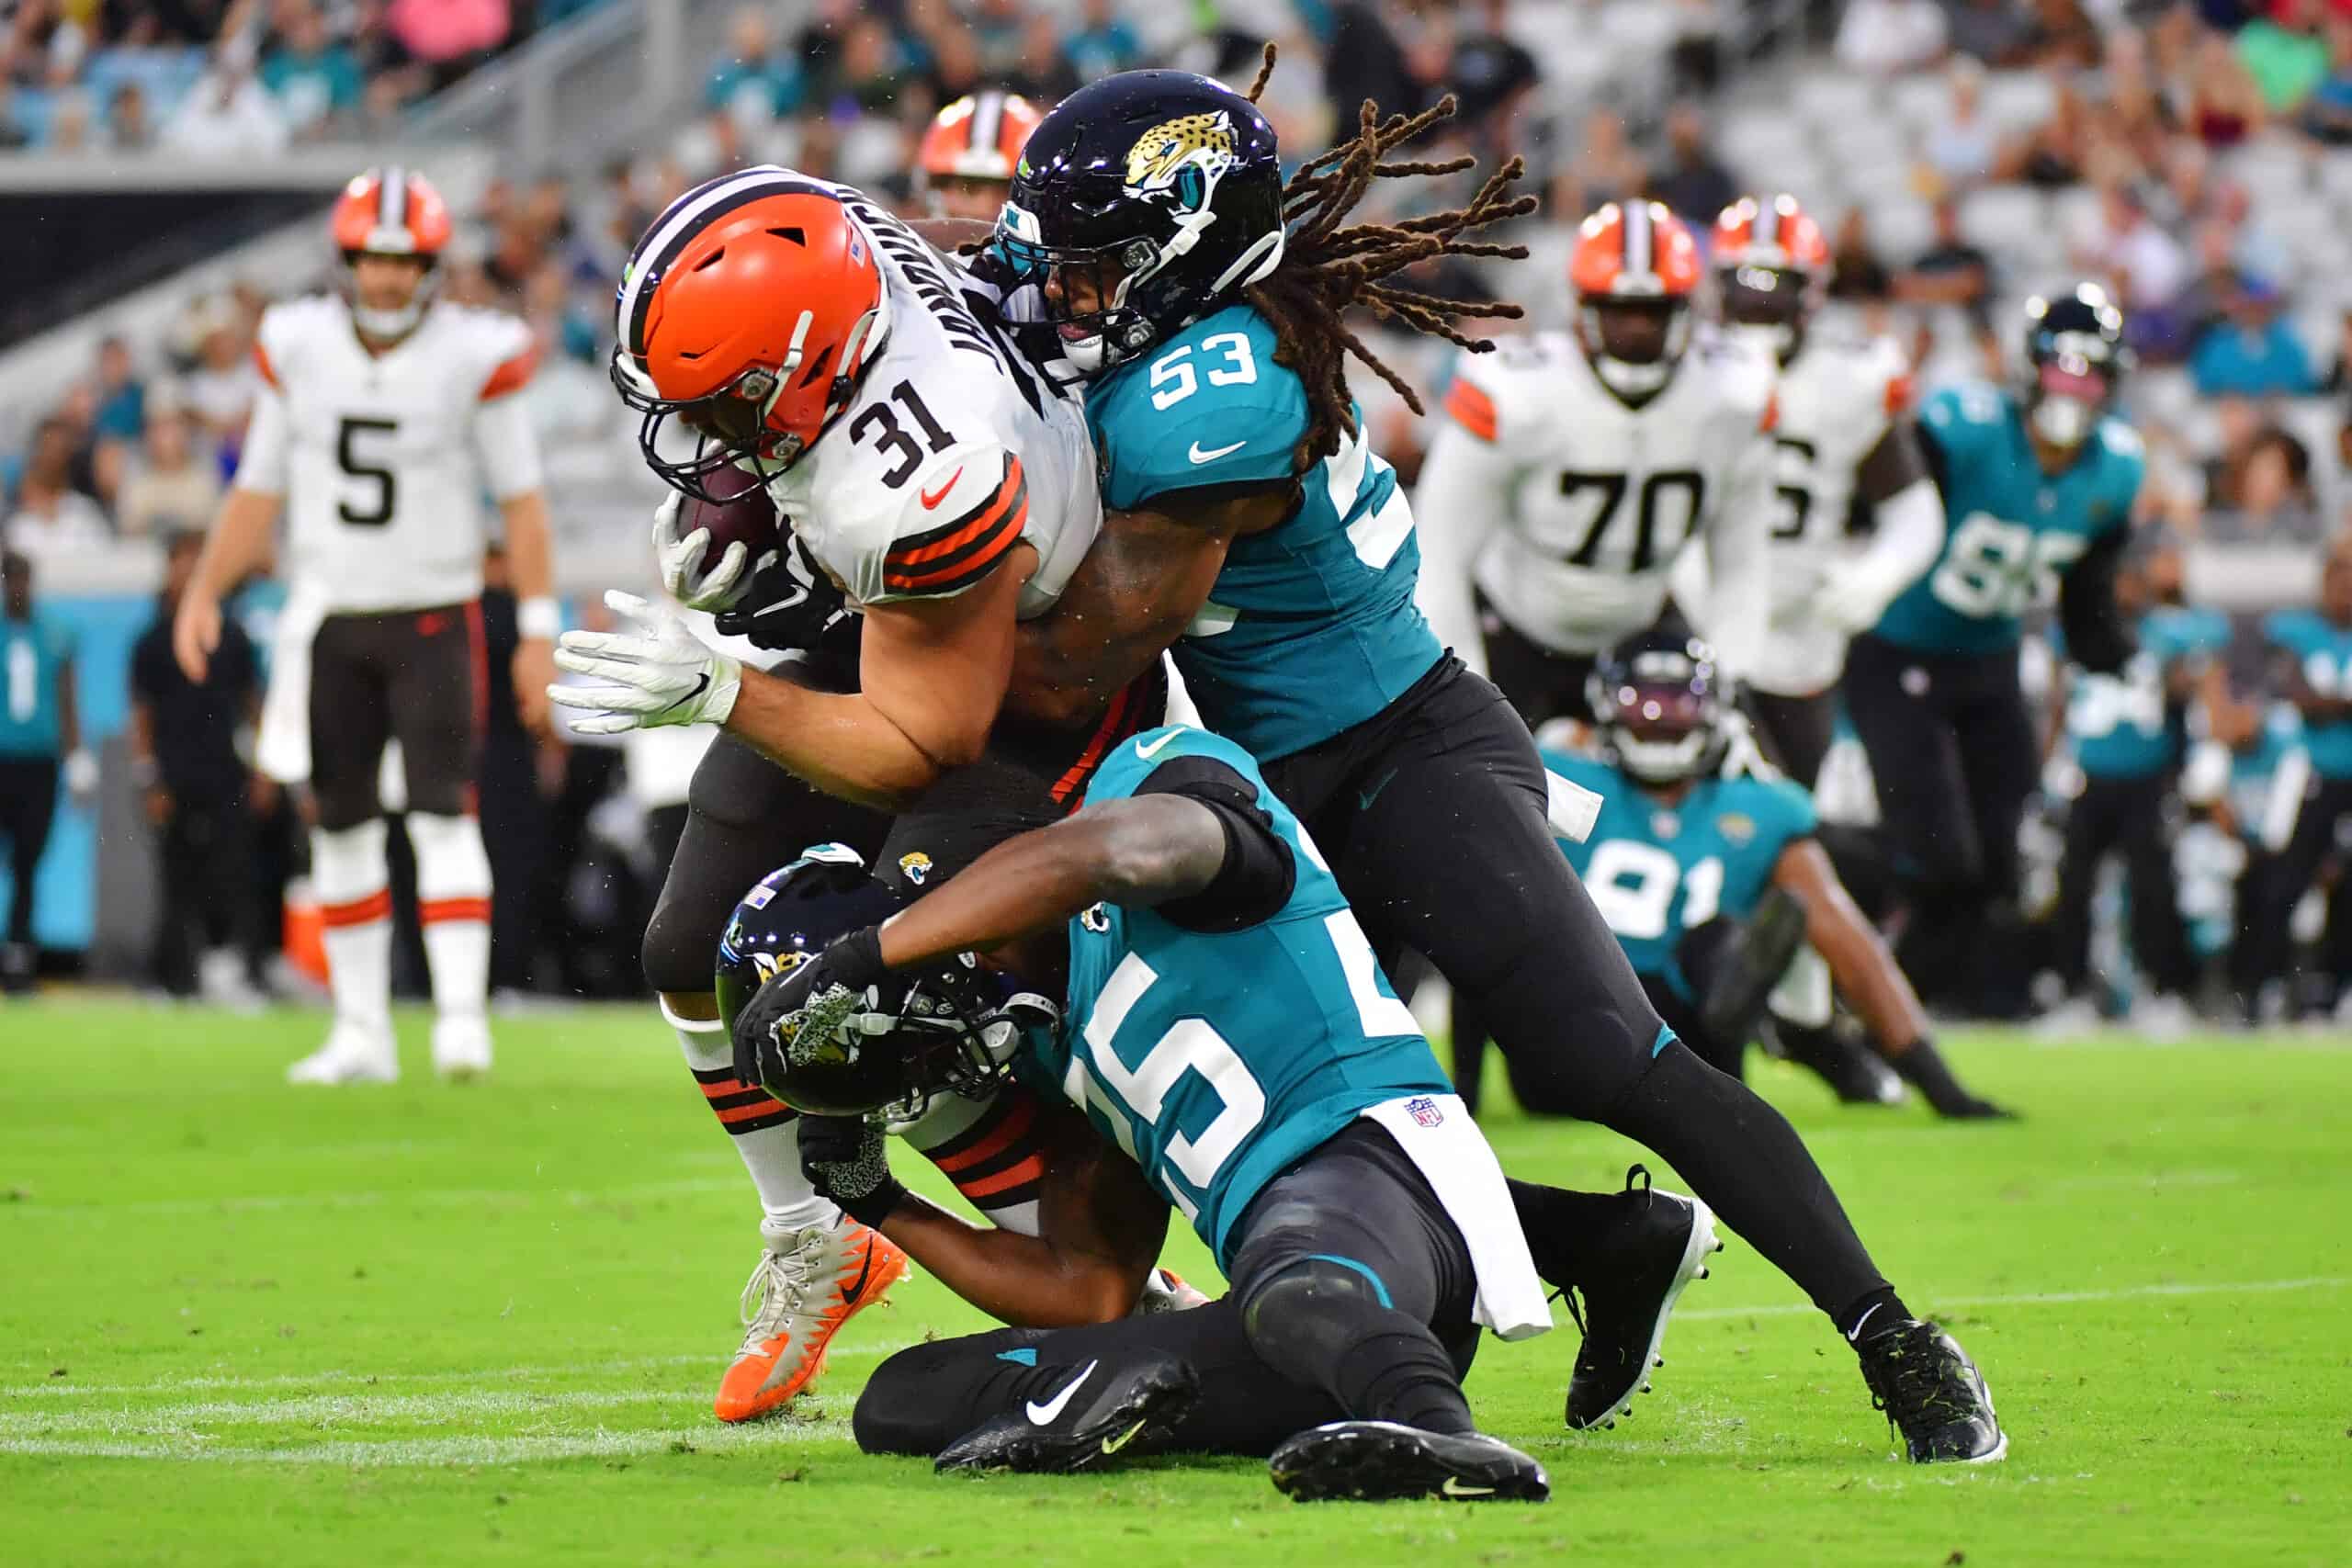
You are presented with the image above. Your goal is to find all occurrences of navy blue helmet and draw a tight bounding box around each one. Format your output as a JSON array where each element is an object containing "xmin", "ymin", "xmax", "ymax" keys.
[
  {"xmin": 1588, "ymin": 630, "xmax": 1730, "ymax": 784},
  {"xmin": 2021, "ymin": 282, "xmax": 2129, "ymax": 449}
]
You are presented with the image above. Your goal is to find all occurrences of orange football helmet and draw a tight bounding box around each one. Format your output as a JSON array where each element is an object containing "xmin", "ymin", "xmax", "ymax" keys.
[
  {"xmin": 612, "ymin": 167, "xmax": 891, "ymax": 500},
  {"xmin": 919, "ymin": 91, "xmax": 1044, "ymax": 220},
  {"xmin": 1570, "ymin": 201, "xmax": 1702, "ymax": 401},
  {"xmin": 331, "ymin": 166, "xmax": 454, "ymax": 339},
  {"xmin": 1712, "ymin": 194, "xmax": 1829, "ymax": 363}
]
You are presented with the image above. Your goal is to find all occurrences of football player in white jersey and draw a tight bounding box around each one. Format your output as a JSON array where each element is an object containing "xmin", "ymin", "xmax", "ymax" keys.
[
  {"xmin": 545, "ymin": 166, "xmax": 1128, "ymax": 1424},
  {"xmin": 173, "ymin": 168, "xmax": 558, "ymax": 1086},
  {"xmin": 1669, "ymin": 195, "xmax": 1944, "ymax": 788},
  {"xmin": 1414, "ymin": 200, "xmax": 1776, "ymax": 728}
]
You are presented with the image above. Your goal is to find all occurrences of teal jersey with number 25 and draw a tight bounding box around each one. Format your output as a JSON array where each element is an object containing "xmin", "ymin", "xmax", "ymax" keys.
[
  {"xmin": 1084, "ymin": 304, "xmax": 1443, "ymax": 762},
  {"xmin": 1871, "ymin": 383, "xmax": 2142, "ymax": 657},
  {"xmin": 1016, "ymin": 724, "xmax": 1453, "ymax": 1269}
]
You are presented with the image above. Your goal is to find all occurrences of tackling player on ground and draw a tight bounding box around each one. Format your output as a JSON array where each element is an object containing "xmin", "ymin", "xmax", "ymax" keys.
[{"xmin": 174, "ymin": 168, "xmax": 558, "ymax": 1085}]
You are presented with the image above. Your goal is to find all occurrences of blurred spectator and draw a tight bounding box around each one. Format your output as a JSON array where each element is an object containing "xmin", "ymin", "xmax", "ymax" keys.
[
  {"xmin": 1010, "ymin": 10, "xmax": 1079, "ymax": 103},
  {"xmin": 832, "ymin": 17, "xmax": 910, "ymax": 116},
  {"xmin": 2203, "ymin": 401, "xmax": 2318, "ymax": 536},
  {"xmin": 2189, "ymin": 279, "xmax": 2319, "ymax": 397},
  {"xmin": 386, "ymin": 0, "xmax": 513, "ymax": 84},
  {"xmin": 1550, "ymin": 107, "xmax": 1645, "ymax": 220},
  {"xmin": 164, "ymin": 54, "xmax": 291, "ymax": 156},
  {"xmin": 1447, "ymin": 0, "xmax": 1540, "ymax": 133},
  {"xmin": 2236, "ymin": 0, "xmax": 2330, "ymax": 112},
  {"xmin": 1828, "ymin": 208, "xmax": 1895, "ymax": 302},
  {"xmin": 2025, "ymin": 0, "xmax": 2099, "ymax": 72},
  {"xmin": 130, "ymin": 529, "xmax": 265, "ymax": 1005},
  {"xmin": 1896, "ymin": 197, "xmax": 1996, "ymax": 317},
  {"xmin": 4, "ymin": 418, "xmax": 110, "ymax": 560},
  {"xmin": 707, "ymin": 5, "xmax": 802, "ymax": 129},
  {"xmin": 2077, "ymin": 180, "xmax": 2189, "ymax": 320},
  {"xmin": 1647, "ymin": 102, "xmax": 1737, "ymax": 222},
  {"xmin": 91, "ymin": 336, "xmax": 145, "ymax": 443},
  {"xmin": 1836, "ymin": 0, "xmax": 1950, "ymax": 73},
  {"xmin": 181, "ymin": 298, "xmax": 262, "ymax": 449},
  {"xmin": 1065, "ymin": 0, "xmax": 1143, "ymax": 82},
  {"xmin": 0, "ymin": 549, "xmax": 86, "ymax": 993},
  {"xmin": 1949, "ymin": 0, "xmax": 2035, "ymax": 67},
  {"xmin": 0, "ymin": 80, "xmax": 28, "ymax": 149},
  {"xmin": 116, "ymin": 406, "xmax": 223, "ymax": 540},
  {"xmin": 1923, "ymin": 60, "xmax": 1998, "ymax": 185},
  {"xmin": 262, "ymin": 1, "xmax": 366, "ymax": 139},
  {"xmin": 2188, "ymin": 29, "xmax": 2267, "ymax": 146},
  {"xmin": 107, "ymin": 81, "xmax": 156, "ymax": 150},
  {"xmin": 2301, "ymin": 14, "xmax": 2352, "ymax": 143},
  {"xmin": 48, "ymin": 86, "xmax": 93, "ymax": 152},
  {"xmin": 1326, "ymin": 1, "xmax": 1426, "ymax": 121},
  {"xmin": 1996, "ymin": 80, "xmax": 2093, "ymax": 186}
]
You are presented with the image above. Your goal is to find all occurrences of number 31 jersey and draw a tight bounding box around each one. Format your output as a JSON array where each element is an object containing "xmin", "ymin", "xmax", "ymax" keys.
[
  {"xmin": 1424, "ymin": 329, "xmax": 1775, "ymax": 656},
  {"xmin": 235, "ymin": 295, "xmax": 542, "ymax": 613},
  {"xmin": 754, "ymin": 185, "xmax": 1100, "ymax": 617},
  {"xmin": 1871, "ymin": 382, "xmax": 2142, "ymax": 658},
  {"xmin": 1018, "ymin": 724, "xmax": 1453, "ymax": 1268}
]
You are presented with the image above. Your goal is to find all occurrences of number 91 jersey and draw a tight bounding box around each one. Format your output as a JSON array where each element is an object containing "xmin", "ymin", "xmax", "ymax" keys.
[
  {"xmin": 1017, "ymin": 725, "xmax": 1454, "ymax": 1269},
  {"xmin": 1871, "ymin": 382, "xmax": 2142, "ymax": 657},
  {"xmin": 1432, "ymin": 328, "xmax": 1775, "ymax": 655},
  {"xmin": 755, "ymin": 186, "xmax": 1100, "ymax": 617}
]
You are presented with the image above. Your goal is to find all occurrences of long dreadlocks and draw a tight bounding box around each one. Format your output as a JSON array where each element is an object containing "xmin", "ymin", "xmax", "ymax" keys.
[{"xmin": 1241, "ymin": 44, "xmax": 1535, "ymax": 469}]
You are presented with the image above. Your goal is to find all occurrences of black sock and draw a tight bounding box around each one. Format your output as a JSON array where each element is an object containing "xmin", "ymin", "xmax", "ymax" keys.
[
  {"xmin": 1506, "ymin": 1178, "xmax": 1631, "ymax": 1289},
  {"xmin": 1602, "ymin": 1041, "xmax": 1890, "ymax": 1318},
  {"xmin": 1834, "ymin": 1286, "xmax": 1914, "ymax": 1344},
  {"xmin": 1242, "ymin": 1262, "xmax": 1476, "ymax": 1437}
]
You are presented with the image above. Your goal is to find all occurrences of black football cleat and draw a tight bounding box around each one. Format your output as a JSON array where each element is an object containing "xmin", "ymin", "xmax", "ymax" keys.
[
  {"xmin": 1855, "ymin": 1320, "xmax": 2008, "ymax": 1463},
  {"xmin": 934, "ymin": 1353, "xmax": 1199, "ymax": 1475},
  {"xmin": 1556, "ymin": 1166, "xmax": 1721, "ymax": 1430},
  {"xmin": 1269, "ymin": 1421, "xmax": 1549, "ymax": 1503}
]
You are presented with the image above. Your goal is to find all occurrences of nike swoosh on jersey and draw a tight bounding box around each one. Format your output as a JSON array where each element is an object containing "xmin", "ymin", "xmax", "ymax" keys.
[
  {"xmin": 1187, "ymin": 439, "xmax": 1248, "ymax": 464},
  {"xmin": 1025, "ymin": 1359, "xmax": 1098, "ymax": 1426},
  {"xmin": 1135, "ymin": 728, "xmax": 1187, "ymax": 759},
  {"xmin": 920, "ymin": 467, "xmax": 967, "ymax": 509}
]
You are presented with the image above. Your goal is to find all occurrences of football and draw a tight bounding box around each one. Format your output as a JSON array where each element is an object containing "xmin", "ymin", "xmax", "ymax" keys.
[{"xmin": 684, "ymin": 473, "xmax": 781, "ymax": 564}]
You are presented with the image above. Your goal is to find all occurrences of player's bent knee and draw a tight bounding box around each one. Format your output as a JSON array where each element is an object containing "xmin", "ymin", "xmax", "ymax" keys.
[{"xmin": 1238, "ymin": 1257, "xmax": 1394, "ymax": 1371}]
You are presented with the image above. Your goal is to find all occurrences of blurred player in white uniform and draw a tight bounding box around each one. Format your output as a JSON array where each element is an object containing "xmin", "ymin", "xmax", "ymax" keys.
[
  {"xmin": 1671, "ymin": 196, "xmax": 1944, "ymax": 787},
  {"xmin": 917, "ymin": 89, "xmax": 1044, "ymax": 222},
  {"xmin": 174, "ymin": 168, "xmax": 559, "ymax": 1084},
  {"xmin": 1415, "ymin": 200, "xmax": 1775, "ymax": 727},
  {"xmin": 546, "ymin": 166, "xmax": 1115, "ymax": 1423}
]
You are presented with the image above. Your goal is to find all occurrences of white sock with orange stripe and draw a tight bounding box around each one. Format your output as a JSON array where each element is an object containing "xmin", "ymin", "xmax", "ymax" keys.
[
  {"xmin": 667, "ymin": 1006, "xmax": 835, "ymax": 1241},
  {"xmin": 312, "ymin": 819, "xmax": 393, "ymax": 1034},
  {"xmin": 410, "ymin": 813, "xmax": 492, "ymax": 1025}
]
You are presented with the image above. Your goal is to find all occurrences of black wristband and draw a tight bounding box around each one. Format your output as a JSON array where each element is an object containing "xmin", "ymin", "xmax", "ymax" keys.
[
  {"xmin": 830, "ymin": 924, "xmax": 889, "ymax": 990},
  {"xmin": 835, "ymin": 1173, "xmax": 909, "ymax": 1232}
]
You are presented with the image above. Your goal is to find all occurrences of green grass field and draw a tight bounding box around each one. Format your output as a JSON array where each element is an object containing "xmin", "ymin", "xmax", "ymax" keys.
[{"xmin": 3, "ymin": 998, "xmax": 2346, "ymax": 1566}]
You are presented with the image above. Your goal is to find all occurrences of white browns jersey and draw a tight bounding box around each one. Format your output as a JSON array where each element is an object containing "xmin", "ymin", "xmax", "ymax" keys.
[
  {"xmin": 752, "ymin": 186, "xmax": 1099, "ymax": 617},
  {"xmin": 1679, "ymin": 329, "xmax": 1912, "ymax": 696},
  {"xmin": 235, "ymin": 295, "xmax": 543, "ymax": 613},
  {"xmin": 1419, "ymin": 327, "xmax": 1776, "ymax": 658}
]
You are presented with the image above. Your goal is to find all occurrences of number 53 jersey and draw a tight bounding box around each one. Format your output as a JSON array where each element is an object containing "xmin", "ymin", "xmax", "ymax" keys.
[
  {"xmin": 1016, "ymin": 725, "xmax": 1454, "ymax": 1270},
  {"xmin": 235, "ymin": 294, "xmax": 543, "ymax": 613},
  {"xmin": 1871, "ymin": 382, "xmax": 2142, "ymax": 657}
]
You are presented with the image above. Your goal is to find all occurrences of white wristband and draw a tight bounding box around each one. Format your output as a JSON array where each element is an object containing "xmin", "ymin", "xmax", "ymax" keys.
[{"xmin": 517, "ymin": 596, "xmax": 561, "ymax": 640}]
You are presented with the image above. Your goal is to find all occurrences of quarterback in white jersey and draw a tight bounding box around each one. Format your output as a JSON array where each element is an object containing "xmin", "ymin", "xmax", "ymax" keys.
[
  {"xmin": 172, "ymin": 167, "xmax": 559, "ymax": 1088},
  {"xmin": 1672, "ymin": 196, "xmax": 1944, "ymax": 786},
  {"xmin": 1415, "ymin": 201, "xmax": 1774, "ymax": 725}
]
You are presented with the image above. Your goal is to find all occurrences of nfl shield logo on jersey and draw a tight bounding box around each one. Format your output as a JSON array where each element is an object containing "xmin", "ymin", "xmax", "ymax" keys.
[{"xmin": 1407, "ymin": 1096, "xmax": 1444, "ymax": 1129}]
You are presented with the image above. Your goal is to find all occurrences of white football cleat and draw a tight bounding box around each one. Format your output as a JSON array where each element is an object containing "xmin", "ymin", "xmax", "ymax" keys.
[
  {"xmin": 286, "ymin": 1021, "xmax": 399, "ymax": 1085},
  {"xmin": 431, "ymin": 1015, "xmax": 494, "ymax": 1080},
  {"xmin": 715, "ymin": 1217, "xmax": 909, "ymax": 1422}
]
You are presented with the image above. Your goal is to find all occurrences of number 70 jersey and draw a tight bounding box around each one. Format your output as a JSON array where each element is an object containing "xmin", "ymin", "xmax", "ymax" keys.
[
  {"xmin": 1871, "ymin": 382, "xmax": 2142, "ymax": 657},
  {"xmin": 1016, "ymin": 725, "xmax": 1454, "ymax": 1269}
]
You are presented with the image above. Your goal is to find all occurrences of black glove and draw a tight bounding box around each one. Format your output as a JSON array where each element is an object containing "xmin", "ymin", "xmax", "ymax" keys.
[
  {"xmin": 729, "ymin": 925, "xmax": 891, "ymax": 1102},
  {"xmin": 1894, "ymin": 1035, "xmax": 2018, "ymax": 1121},
  {"xmin": 797, "ymin": 1112, "xmax": 907, "ymax": 1229},
  {"xmin": 713, "ymin": 538, "xmax": 861, "ymax": 664}
]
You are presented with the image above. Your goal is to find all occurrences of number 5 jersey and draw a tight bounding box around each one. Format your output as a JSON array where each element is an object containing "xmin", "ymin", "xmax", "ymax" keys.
[{"xmin": 236, "ymin": 293, "xmax": 544, "ymax": 613}]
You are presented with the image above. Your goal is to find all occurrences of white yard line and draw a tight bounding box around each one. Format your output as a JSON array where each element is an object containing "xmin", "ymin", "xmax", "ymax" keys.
[
  {"xmin": 1674, "ymin": 1273, "xmax": 2348, "ymax": 1324},
  {"xmin": 0, "ymin": 1420, "xmax": 852, "ymax": 1466},
  {"xmin": 0, "ymin": 1387, "xmax": 701, "ymax": 1437},
  {"xmin": 6, "ymin": 1177, "xmax": 750, "ymax": 1219}
]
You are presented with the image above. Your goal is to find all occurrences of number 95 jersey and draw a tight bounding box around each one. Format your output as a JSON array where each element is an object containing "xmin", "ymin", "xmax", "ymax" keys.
[
  {"xmin": 235, "ymin": 295, "xmax": 543, "ymax": 612},
  {"xmin": 1871, "ymin": 382, "xmax": 2142, "ymax": 657}
]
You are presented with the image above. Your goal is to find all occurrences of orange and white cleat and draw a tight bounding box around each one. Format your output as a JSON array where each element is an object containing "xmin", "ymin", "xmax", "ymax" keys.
[{"xmin": 715, "ymin": 1216, "xmax": 910, "ymax": 1422}]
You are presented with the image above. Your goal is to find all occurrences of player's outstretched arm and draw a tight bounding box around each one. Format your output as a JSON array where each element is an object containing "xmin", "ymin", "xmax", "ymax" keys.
[
  {"xmin": 2056, "ymin": 527, "xmax": 2137, "ymax": 675},
  {"xmin": 1772, "ymin": 840, "xmax": 2011, "ymax": 1119},
  {"xmin": 1004, "ymin": 488, "xmax": 1288, "ymax": 727}
]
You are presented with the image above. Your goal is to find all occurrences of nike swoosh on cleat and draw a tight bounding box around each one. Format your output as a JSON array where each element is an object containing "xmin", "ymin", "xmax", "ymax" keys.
[
  {"xmin": 920, "ymin": 468, "xmax": 966, "ymax": 508},
  {"xmin": 1441, "ymin": 1477, "xmax": 1495, "ymax": 1497},
  {"xmin": 1188, "ymin": 439, "xmax": 1247, "ymax": 464},
  {"xmin": 1101, "ymin": 1418, "xmax": 1148, "ymax": 1456},
  {"xmin": 841, "ymin": 1243, "xmax": 875, "ymax": 1306},
  {"xmin": 1025, "ymin": 1360, "xmax": 1098, "ymax": 1426}
]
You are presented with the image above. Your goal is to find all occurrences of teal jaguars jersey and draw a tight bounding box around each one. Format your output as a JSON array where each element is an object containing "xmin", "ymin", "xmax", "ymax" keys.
[
  {"xmin": 2232, "ymin": 702, "xmax": 2308, "ymax": 843},
  {"xmin": 1543, "ymin": 748, "xmax": 1815, "ymax": 1003},
  {"xmin": 1874, "ymin": 383, "xmax": 2143, "ymax": 657},
  {"xmin": 1018, "ymin": 724, "xmax": 1453, "ymax": 1267},
  {"xmin": 1085, "ymin": 304, "xmax": 1442, "ymax": 761},
  {"xmin": 2264, "ymin": 609, "xmax": 2352, "ymax": 778},
  {"xmin": 0, "ymin": 611, "xmax": 74, "ymax": 758},
  {"xmin": 2064, "ymin": 606, "xmax": 2231, "ymax": 780}
]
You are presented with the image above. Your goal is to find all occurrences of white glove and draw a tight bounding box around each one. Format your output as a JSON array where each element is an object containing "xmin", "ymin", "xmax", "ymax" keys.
[
  {"xmin": 62, "ymin": 749, "xmax": 99, "ymax": 804},
  {"xmin": 652, "ymin": 491, "xmax": 765, "ymax": 612},
  {"xmin": 548, "ymin": 591, "xmax": 743, "ymax": 736},
  {"xmin": 1814, "ymin": 559, "xmax": 1895, "ymax": 637}
]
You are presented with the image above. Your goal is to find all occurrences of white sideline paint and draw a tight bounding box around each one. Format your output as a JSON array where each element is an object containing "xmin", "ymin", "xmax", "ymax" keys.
[
  {"xmin": 1675, "ymin": 1274, "xmax": 2347, "ymax": 1325},
  {"xmin": 9, "ymin": 1176, "xmax": 752, "ymax": 1220},
  {"xmin": 0, "ymin": 1422, "xmax": 853, "ymax": 1467}
]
